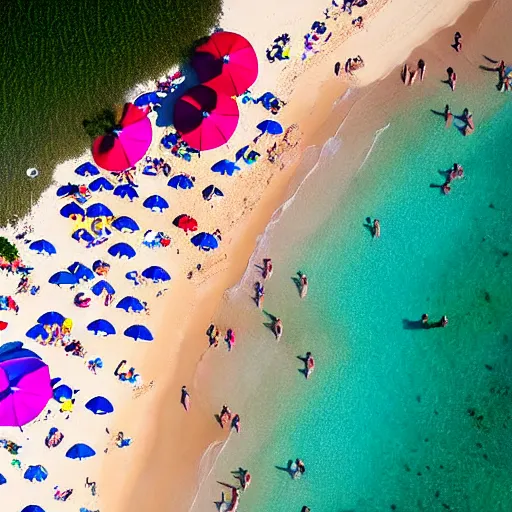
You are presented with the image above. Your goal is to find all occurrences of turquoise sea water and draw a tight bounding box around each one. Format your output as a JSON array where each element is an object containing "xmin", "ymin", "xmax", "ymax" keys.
[{"xmin": 194, "ymin": 79, "xmax": 512, "ymax": 511}]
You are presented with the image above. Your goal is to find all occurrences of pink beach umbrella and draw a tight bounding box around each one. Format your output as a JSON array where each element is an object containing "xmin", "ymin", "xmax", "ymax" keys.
[
  {"xmin": 174, "ymin": 85, "xmax": 239, "ymax": 151},
  {"xmin": 0, "ymin": 357, "xmax": 52, "ymax": 428},
  {"xmin": 92, "ymin": 103, "xmax": 152, "ymax": 173}
]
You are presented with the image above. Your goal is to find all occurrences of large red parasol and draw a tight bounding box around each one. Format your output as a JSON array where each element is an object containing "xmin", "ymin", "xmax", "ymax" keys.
[
  {"xmin": 174, "ymin": 85, "xmax": 239, "ymax": 151},
  {"xmin": 92, "ymin": 103, "xmax": 152, "ymax": 172},
  {"xmin": 192, "ymin": 32, "xmax": 258, "ymax": 97},
  {"xmin": 173, "ymin": 214, "xmax": 198, "ymax": 233}
]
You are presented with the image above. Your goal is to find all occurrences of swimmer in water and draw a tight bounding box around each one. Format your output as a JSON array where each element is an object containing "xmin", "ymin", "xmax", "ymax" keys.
[
  {"xmin": 274, "ymin": 318, "xmax": 283, "ymax": 341},
  {"xmin": 373, "ymin": 219, "xmax": 381, "ymax": 238},
  {"xmin": 440, "ymin": 315, "xmax": 448, "ymax": 327},
  {"xmin": 305, "ymin": 352, "xmax": 315, "ymax": 379},
  {"xmin": 293, "ymin": 459, "xmax": 306, "ymax": 479},
  {"xmin": 300, "ymin": 274, "xmax": 308, "ymax": 299},
  {"xmin": 421, "ymin": 313, "xmax": 429, "ymax": 328},
  {"xmin": 444, "ymin": 104, "xmax": 453, "ymax": 128},
  {"xmin": 442, "ymin": 183, "xmax": 451, "ymax": 195}
]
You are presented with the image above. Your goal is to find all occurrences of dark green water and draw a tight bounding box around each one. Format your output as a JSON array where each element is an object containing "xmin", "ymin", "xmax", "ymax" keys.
[{"xmin": 0, "ymin": 0, "xmax": 222, "ymax": 226}]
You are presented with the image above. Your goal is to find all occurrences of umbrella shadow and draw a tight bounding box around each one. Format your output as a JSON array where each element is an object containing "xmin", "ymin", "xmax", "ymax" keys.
[{"xmin": 275, "ymin": 460, "xmax": 296, "ymax": 479}]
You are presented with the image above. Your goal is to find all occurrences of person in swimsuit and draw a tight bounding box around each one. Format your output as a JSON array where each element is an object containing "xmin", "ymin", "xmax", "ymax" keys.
[
  {"xmin": 263, "ymin": 258, "xmax": 273, "ymax": 280},
  {"xmin": 373, "ymin": 219, "xmax": 381, "ymax": 238},
  {"xmin": 453, "ymin": 31, "xmax": 462, "ymax": 52},
  {"xmin": 220, "ymin": 405, "xmax": 232, "ymax": 427},
  {"xmin": 305, "ymin": 352, "xmax": 315, "ymax": 379},
  {"xmin": 300, "ymin": 274, "xmax": 309, "ymax": 299},
  {"xmin": 256, "ymin": 282, "xmax": 265, "ymax": 309},
  {"xmin": 274, "ymin": 318, "xmax": 283, "ymax": 340}
]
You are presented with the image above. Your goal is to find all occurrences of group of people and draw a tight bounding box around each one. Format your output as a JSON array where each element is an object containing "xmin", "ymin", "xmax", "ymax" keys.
[
  {"xmin": 402, "ymin": 59, "xmax": 426, "ymax": 85},
  {"xmin": 206, "ymin": 324, "xmax": 236, "ymax": 351},
  {"xmin": 266, "ymin": 33, "xmax": 291, "ymax": 63},
  {"xmin": 441, "ymin": 163, "xmax": 465, "ymax": 195},
  {"xmin": 219, "ymin": 404, "xmax": 241, "ymax": 433}
]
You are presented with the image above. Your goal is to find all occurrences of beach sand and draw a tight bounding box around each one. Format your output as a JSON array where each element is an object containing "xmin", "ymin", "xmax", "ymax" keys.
[{"xmin": 0, "ymin": 0, "xmax": 490, "ymax": 510}]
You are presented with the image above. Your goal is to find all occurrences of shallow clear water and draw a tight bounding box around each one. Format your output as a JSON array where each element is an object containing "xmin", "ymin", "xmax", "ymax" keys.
[{"xmin": 195, "ymin": 81, "xmax": 512, "ymax": 511}]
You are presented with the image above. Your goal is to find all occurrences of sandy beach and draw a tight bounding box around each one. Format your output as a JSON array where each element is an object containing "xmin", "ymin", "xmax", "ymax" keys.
[{"xmin": 0, "ymin": 0, "xmax": 493, "ymax": 510}]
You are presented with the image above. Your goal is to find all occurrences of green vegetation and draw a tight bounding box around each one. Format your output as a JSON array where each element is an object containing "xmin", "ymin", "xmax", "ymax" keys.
[
  {"xmin": 83, "ymin": 109, "xmax": 118, "ymax": 139},
  {"xmin": 0, "ymin": 237, "xmax": 19, "ymax": 262},
  {"xmin": 0, "ymin": 0, "xmax": 223, "ymax": 226}
]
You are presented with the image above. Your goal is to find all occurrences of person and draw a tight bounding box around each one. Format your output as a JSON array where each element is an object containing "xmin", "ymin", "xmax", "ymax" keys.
[
  {"xmin": 497, "ymin": 59, "xmax": 506, "ymax": 80},
  {"xmin": 421, "ymin": 313, "xmax": 429, "ymax": 326},
  {"xmin": 440, "ymin": 315, "xmax": 448, "ymax": 327},
  {"xmin": 453, "ymin": 31, "xmax": 462, "ymax": 52},
  {"xmin": 402, "ymin": 63, "xmax": 411, "ymax": 86},
  {"xmin": 181, "ymin": 385, "xmax": 190, "ymax": 411},
  {"xmin": 352, "ymin": 16, "xmax": 363, "ymax": 28},
  {"xmin": 263, "ymin": 258, "xmax": 273, "ymax": 280},
  {"xmin": 274, "ymin": 318, "xmax": 283, "ymax": 341},
  {"xmin": 442, "ymin": 182, "xmax": 451, "ymax": 195},
  {"xmin": 300, "ymin": 274, "xmax": 309, "ymax": 299},
  {"xmin": 226, "ymin": 328, "xmax": 236, "ymax": 351},
  {"xmin": 293, "ymin": 459, "xmax": 306, "ymax": 479},
  {"xmin": 231, "ymin": 413, "xmax": 241, "ymax": 433},
  {"xmin": 241, "ymin": 471, "xmax": 251, "ymax": 490},
  {"xmin": 418, "ymin": 59, "xmax": 426, "ymax": 81},
  {"xmin": 373, "ymin": 219, "xmax": 381, "ymax": 238},
  {"xmin": 302, "ymin": 508, "xmax": 311, "ymax": 512},
  {"xmin": 444, "ymin": 104, "xmax": 453, "ymax": 128},
  {"xmin": 220, "ymin": 405, "xmax": 232, "ymax": 427},
  {"xmin": 334, "ymin": 61, "xmax": 341, "ymax": 76},
  {"xmin": 448, "ymin": 69, "xmax": 457, "ymax": 91},
  {"xmin": 463, "ymin": 108, "xmax": 474, "ymax": 135},
  {"xmin": 116, "ymin": 431, "xmax": 133, "ymax": 448},
  {"xmin": 256, "ymin": 282, "xmax": 265, "ymax": 309},
  {"xmin": 305, "ymin": 352, "xmax": 315, "ymax": 379}
]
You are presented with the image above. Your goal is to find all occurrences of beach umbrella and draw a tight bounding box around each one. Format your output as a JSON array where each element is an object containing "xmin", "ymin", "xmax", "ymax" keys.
[
  {"xmin": 92, "ymin": 103, "xmax": 152, "ymax": 173},
  {"xmin": 89, "ymin": 176, "xmax": 114, "ymax": 192},
  {"xmin": 24, "ymin": 465, "xmax": 48, "ymax": 483},
  {"xmin": 191, "ymin": 232, "xmax": 219, "ymax": 251},
  {"xmin": 134, "ymin": 91, "xmax": 166, "ymax": 107},
  {"xmin": 75, "ymin": 162, "xmax": 99, "ymax": 177},
  {"xmin": 116, "ymin": 296, "xmax": 145, "ymax": 313},
  {"xmin": 113, "ymin": 184, "xmax": 139, "ymax": 201},
  {"xmin": 48, "ymin": 271, "xmax": 77, "ymax": 286},
  {"xmin": 108, "ymin": 242, "xmax": 136, "ymax": 260},
  {"xmin": 86, "ymin": 202, "xmax": 113, "ymax": 218},
  {"xmin": 174, "ymin": 85, "xmax": 239, "ymax": 151},
  {"xmin": 173, "ymin": 214, "xmax": 198, "ymax": 233},
  {"xmin": 0, "ymin": 342, "xmax": 41, "ymax": 363},
  {"xmin": 87, "ymin": 319, "xmax": 116, "ymax": 336},
  {"xmin": 0, "ymin": 357, "xmax": 52, "ymax": 427},
  {"xmin": 37, "ymin": 311, "xmax": 65, "ymax": 327},
  {"xmin": 85, "ymin": 396, "xmax": 114, "ymax": 415},
  {"xmin": 59, "ymin": 203, "xmax": 84, "ymax": 219},
  {"xmin": 90, "ymin": 280, "xmax": 116, "ymax": 296},
  {"xmin": 53, "ymin": 384, "xmax": 73, "ymax": 403},
  {"xmin": 21, "ymin": 506, "xmax": 45, "ymax": 512},
  {"xmin": 167, "ymin": 174, "xmax": 195, "ymax": 190},
  {"xmin": 111, "ymin": 216, "xmax": 140, "ymax": 233},
  {"xmin": 143, "ymin": 195, "xmax": 169, "ymax": 213},
  {"xmin": 192, "ymin": 31, "xmax": 258, "ymax": 97},
  {"xmin": 202, "ymin": 185, "xmax": 224, "ymax": 201},
  {"xmin": 56, "ymin": 184, "xmax": 79, "ymax": 198},
  {"xmin": 29, "ymin": 240, "xmax": 56, "ymax": 256},
  {"xmin": 68, "ymin": 262, "xmax": 95, "ymax": 282},
  {"xmin": 71, "ymin": 228, "xmax": 95, "ymax": 244},
  {"xmin": 141, "ymin": 266, "xmax": 171, "ymax": 283},
  {"xmin": 211, "ymin": 159, "xmax": 240, "ymax": 176},
  {"xmin": 0, "ymin": 322, "xmax": 7, "ymax": 332},
  {"xmin": 65, "ymin": 443, "xmax": 96, "ymax": 460},
  {"xmin": 124, "ymin": 325, "xmax": 154, "ymax": 342},
  {"xmin": 26, "ymin": 325, "xmax": 49, "ymax": 342},
  {"xmin": 0, "ymin": 473, "xmax": 5, "ymax": 485},
  {"xmin": 235, "ymin": 145, "xmax": 250, "ymax": 162},
  {"xmin": 256, "ymin": 119, "xmax": 283, "ymax": 136}
]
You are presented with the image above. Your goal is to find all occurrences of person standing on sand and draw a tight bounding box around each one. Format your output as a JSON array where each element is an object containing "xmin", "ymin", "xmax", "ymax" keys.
[
  {"xmin": 274, "ymin": 318, "xmax": 283, "ymax": 340},
  {"xmin": 181, "ymin": 385, "xmax": 190, "ymax": 411},
  {"xmin": 256, "ymin": 282, "xmax": 265, "ymax": 309},
  {"xmin": 263, "ymin": 258, "xmax": 273, "ymax": 280},
  {"xmin": 453, "ymin": 31, "xmax": 462, "ymax": 52}
]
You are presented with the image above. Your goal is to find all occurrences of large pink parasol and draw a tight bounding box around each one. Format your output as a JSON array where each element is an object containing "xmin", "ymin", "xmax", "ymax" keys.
[
  {"xmin": 92, "ymin": 103, "xmax": 152, "ymax": 172},
  {"xmin": 0, "ymin": 357, "xmax": 52, "ymax": 428},
  {"xmin": 174, "ymin": 85, "xmax": 239, "ymax": 151}
]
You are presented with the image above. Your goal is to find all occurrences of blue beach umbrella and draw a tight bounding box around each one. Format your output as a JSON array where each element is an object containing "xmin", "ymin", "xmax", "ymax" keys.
[
  {"xmin": 90, "ymin": 280, "xmax": 116, "ymax": 296},
  {"xmin": 235, "ymin": 145, "xmax": 250, "ymax": 162},
  {"xmin": 141, "ymin": 266, "xmax": 171, "ymax": 283},
  {"xmin": 65, "ymin": 443, "xmax": 96, "ymax": 461},
  {"xmin": 108, "ymin": 242, "xmax": 136, "ymax": 260},
  {"xmin": 256, "ymin": 119, "xmax": 283, "ymax": 135},
  {"xmin": 56, "ymin": 184, "xmax": 79, "ymax": 198},
  {"xmin": 86, "ymin": 203, "xmax": 113, "ymax": 218},
  {"xmin": 71, "ymin": 229, "xmax": 95, "ymax": 243},
  {"xmin": 37, "ymin": 311, "xmax": 65, "ymax": 326},
  {"xmin": 68, "ymin": 262, "xmax": 95, "ymax": 282},
  {"xmin": 60, "ymin": 203, "xmax": 84, "ymax": 219},
  {"xmin": 114, "ymin": 184, "xmax": 139, "ymax": 201},
  {"xmin": 134, "ymin": 91, "xmax": 165, "ymax": 107},
  {"xmin": 202, "ymin": 185, "xmax": 224, "ymax": 201},
  {"xmin": 0, "ymin": 341, "xmax": 42, "ymax": 363},
  {"xmin": 0, "ymin": 473, "xmax": 5, "ymax": 485},
  {"xmin": 29, "ymin": 239, "xmax": 56, "ymax": 256},
  {"xmin": 111, "ymin": 216, "xmax": 140, "ymax": 233},
  {"xmin": 116, "ymin": 296, "xmax": 144, "ymax": 313},
  {"xmin": 143, "ymin": 195, "xmax": 169, "ymax": 213},
  {"xmin": 53, "ymin": 384, "xmax": 73, "ymax": 402},
  {"xmin": 87, "ymin": 319, "xmax": 116, "ymax": 336},
  {"xmin": 26, "ymin": 325, "xmax": 49, "ymax": 342},
  {"xmin": 167, "ymin": 174, "xmax": 194, "ymax": 190},
  {"xmin": 49, "ymin": 271, "xmax": 77, "ymax": 286},
  {"xmin": 89, "ymin": 176, "xmax": 114, "ymax": 192},
  {"xmin": 85, "ymin": 396, "xmax": 114, "ymax": 415},
  {"xmin": 21, "ymin": 506, "xmax": 45, "ymax": 512},
  {"xmin": 191, "ymin": 232, "xmax": 219, "ymax": 251},
  {"xmin": 124, "ymin": 324, "xmax": 154, "ymax": 342},
  {"xmin": 211, "ymin": 159, "xmax": 240, "ymax": 176},
  {"xmin": 23, "ymin": 465, "xmax": 48, "ymax": 483},
  {"xmin": 75, "ymin": 162, "xmax": 99, "ymax": 176}
]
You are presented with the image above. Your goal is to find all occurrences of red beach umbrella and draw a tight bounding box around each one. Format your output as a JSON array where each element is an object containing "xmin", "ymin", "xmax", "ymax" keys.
[
  {"xmin": 174, "ymin": 85, "xmax": 239, "ymax": 151},
  {"xmin": 92, "ymin": 103, "xmax": 152, "ymax": 172},
  {"xmin": 0, "ymin": 322, "xmax": 7, "ymax": 331},
  {"xmin": 192, "ymin": 31, "xmax": 258, "ymax": 97},
  {"xmin": 173, "ymin": 214, "xmax": 198, "ymax": 233}
]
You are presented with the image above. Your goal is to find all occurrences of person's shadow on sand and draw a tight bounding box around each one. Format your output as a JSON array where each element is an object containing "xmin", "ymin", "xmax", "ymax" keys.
[
  {"xmin": 296, "ymin": 355, "xmax": 308, "ymax": 378},
  {"xmin": 262, "ymin": 310, "xmax": 277, "ymax": 332},
  {"xmin": 275, "ymin": 459, "xmax": 296, "ymax": 479},
  {"xmin": 291, "ymin": 272, "xmax": 303, "ymax": 296}
]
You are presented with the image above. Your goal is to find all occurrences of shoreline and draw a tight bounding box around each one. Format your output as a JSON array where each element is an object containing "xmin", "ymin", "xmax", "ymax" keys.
[{"xmin": 102, "ymin": 0, "xmax": 488, "ymax": 511}]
